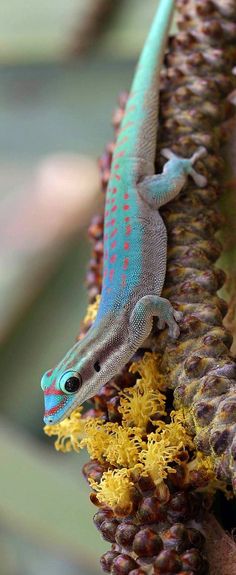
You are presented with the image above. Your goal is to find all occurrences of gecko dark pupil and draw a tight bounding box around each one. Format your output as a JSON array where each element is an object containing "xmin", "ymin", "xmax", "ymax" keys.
[{"xmin": 64, "ymin": 376, "xmax": 81, "ymax": 393}]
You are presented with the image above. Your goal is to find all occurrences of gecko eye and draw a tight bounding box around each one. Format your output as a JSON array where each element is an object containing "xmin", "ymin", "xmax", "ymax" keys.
[
  {"xmin": 59, "ymin": 371, "xmax": 82, "ymax": 394},
  {"xmin": 94, "ymin": 361, "xmax": 101, "ymax": 372}
]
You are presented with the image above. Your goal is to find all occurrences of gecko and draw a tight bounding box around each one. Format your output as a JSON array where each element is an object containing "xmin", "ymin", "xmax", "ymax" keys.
[{"xmin": 41, "ymin": 0, "xmax": 207, "ymax": 425}]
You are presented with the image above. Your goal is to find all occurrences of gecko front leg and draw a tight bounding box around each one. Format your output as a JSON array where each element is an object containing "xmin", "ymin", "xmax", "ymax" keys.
[
  {"xmin": 129, "ymin": 295, "xmax": 182, "ymax": 346},
  {"xmin": 138, "ymin": 147, "xmax": 207, "ymax": 208}
]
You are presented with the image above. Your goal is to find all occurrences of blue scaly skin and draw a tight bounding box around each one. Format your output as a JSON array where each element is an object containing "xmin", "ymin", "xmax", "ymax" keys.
[{"xmin": 41, "ymin": 0, "xmax": 207, "ymax": 425}]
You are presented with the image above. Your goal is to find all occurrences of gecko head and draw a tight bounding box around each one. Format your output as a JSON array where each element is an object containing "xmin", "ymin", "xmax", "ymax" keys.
[{"xmin": 41, "ymin": 359, "xmax": 103, "ymax": 425}]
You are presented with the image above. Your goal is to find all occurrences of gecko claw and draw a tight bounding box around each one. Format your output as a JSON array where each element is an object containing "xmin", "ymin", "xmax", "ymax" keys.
[
  {"xmin": 157, "ymin": 318, "xmax": 165, "ymax": 330},
  {"xmin": 173, "ymin": 310, "xmax": 183, "ymax": 323},
  {"xmin": 157, "ymin": 306, "xmax": 182, "ymax": 339},
  {"xmin": 189, "ymin": 146, "xmax": 207, "ymax": 164},
  {"xmin": 189, "ymin": 146, "xmax": 207, "ymax": 188},
  {"xmin": 161, "ymin": 148, "xmax": 176, "ymax": 161},
  {"xmin": 168, "ymin": 322, "xmax": 181, "ymax": 339},
  {"xmin": 167, "ymin": 309, "xmax": 182, "ymax": 339}
]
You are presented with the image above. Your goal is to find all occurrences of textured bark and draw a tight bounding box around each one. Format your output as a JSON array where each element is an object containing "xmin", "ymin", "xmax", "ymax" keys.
[{"xmin": 203, "ymin": 514, "xmax": 236, "ymax": 575}]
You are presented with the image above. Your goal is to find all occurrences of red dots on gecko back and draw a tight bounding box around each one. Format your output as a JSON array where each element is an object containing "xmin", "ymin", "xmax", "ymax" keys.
[
  {"xmin": 119, "ymin": 120, "xmax": 134, "ymax": 134},
  {"xmin": 110, "ymin": 228, "xmax": 118, "ymax": 238},
  {"xmin": 124, "ymin": 242, "xmax": 129, "ymax": 251},
  {"xmin": 114, "ymin": 150, "xmax": 125, "ymax": 159},
  {"xmin": 123, "ymin": 258, "xmax": 129, "ymax": 271},
  {"xmin": 116, "ymin": 136, "xmax": 128, "ymax": 147},
  {"xmin": 123, "ymin": 204, "xmax": 130, "ymax": 211},
  {"xmin": 109, "ymin": 269, "xmax": 115, "ymax": 281},
  {"xmin": 105, "ymin": 218, "xmax": 116, "ymax": 229},
  {"xmin": 121, "ymin": 274, "xmax": 127, "ymax": 287}
]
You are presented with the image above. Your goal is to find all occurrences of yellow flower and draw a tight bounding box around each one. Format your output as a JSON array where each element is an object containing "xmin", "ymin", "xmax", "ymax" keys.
[
  {"xmin": 119, "ymin": 352, "xmax": 166, "ymax": 431},
  {"xmin": 129, "ymin": 352, "xmax": 166, "ymax": 391},
  {"xmin": 104, "ymin": 425, "xmax": 144, "ymax": 468},
  {"xmin": 81, "ymin": 418, "xmax": 114, "ymax": 462},
  {"xmin": 162, "ymin": 412, "xmax": 194, "ymax": 451},
  {"xmin": 138, "ymin": 415, "xmax": 194, "ymax": 484},
  {"xmin": 119, "ymin": 385, "xmax": 166, "ymax": 431},
  {"xmin": 44, "ymin": 408, "xmax": 84, "ymax": 452},
  {"xmin": 139, "ymin": 434, "xmax": 178, "ymax": 484},
  {"xmin": 83, "ymin": 295, "xmax": 101, "ymax": 325},
  {"xmin": 186, "ymin": 451, "xmax": 231, "ymax": 498},
  {"xmin": 89, "ymin": 468, "xmax": 134, "ymax": 510}
]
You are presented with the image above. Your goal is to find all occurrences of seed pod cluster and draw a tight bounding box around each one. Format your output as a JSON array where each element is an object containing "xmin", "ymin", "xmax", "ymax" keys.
[
  {"xmin": 80, "ymin": 1, "xmax": 236, "ymax": 574},
  {"xmin": 92, "ymin": 486, "xmax": 208, "ymax": 575},
  {"xmin": 85, "ymin": 0, "xmax": 236, "ymax": 488},
  {"xmin": 156, "ymin": 0, "xmax": 236, "ymax": 488}
]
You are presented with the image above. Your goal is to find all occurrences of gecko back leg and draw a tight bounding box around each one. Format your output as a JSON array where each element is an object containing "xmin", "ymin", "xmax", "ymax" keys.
[{"xmin": 138, "ymin": 147, "xmax": 207, "ymax": 209}]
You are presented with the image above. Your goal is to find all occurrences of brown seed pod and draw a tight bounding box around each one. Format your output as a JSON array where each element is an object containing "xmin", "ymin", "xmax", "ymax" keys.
[
  {"xmin": 181, "ymin": 548, "xmax": 208, "ymax": 573},
  {"xmin": 111, "ymin": 554, "xmax": 138, "ymax": 575},
  {"xmin": 100, "ymin": 518, "xmax": 120, "ymax": 542},
  {"xmin": 115, "ymin": 523, "xmax": 139, "ymax": 548},
  {"xmin": 137, "ymin": 496, "xmax": 166, "ymax": 524},
  {"xmin": 132, "ymin": 527, "xmax": 163, "ymax": 558},
  {"xmin": 101, "ymin": 550, "xmax": 120, "ymax": 573},
  {"xmin": 154, "ymin": 549, "xmax": 182, "ymax": 574}
]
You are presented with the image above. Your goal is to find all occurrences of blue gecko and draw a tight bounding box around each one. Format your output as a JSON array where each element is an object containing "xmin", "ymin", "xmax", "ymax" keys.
[{"xmin": 41, "ymin": 0, "xmax": 207, "ymax": 425}]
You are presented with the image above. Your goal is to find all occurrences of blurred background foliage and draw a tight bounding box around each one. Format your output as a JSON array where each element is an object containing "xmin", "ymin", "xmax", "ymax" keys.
[{"xmin": 0, "ymin": 1, "xmax": 235, "ymax": 574}]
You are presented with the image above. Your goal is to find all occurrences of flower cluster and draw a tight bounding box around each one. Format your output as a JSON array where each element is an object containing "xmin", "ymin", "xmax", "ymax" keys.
[{"xmin": 45, "ymin": 336, "xmax": 228, "ymax": 513}]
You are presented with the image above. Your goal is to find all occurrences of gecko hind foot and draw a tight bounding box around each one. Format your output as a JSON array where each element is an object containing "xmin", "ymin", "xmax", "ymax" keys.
[{"xmin": 161, "ymin": 146, "xmax": 207, "ymax": 189}]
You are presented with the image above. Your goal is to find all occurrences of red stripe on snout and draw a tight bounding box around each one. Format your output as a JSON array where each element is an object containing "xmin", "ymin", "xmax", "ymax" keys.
[
  {"xmin": 44, "ymin": 388, "xmax": 63, "ymax": 396},
  {"xmin": 45, "ymin": 403, "xmax": 66, "ymax": 416}
]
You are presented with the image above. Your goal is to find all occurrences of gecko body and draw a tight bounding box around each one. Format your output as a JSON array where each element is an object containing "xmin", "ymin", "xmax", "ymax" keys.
[{"xmin": 41, "ymin": 0, "xmax": 207, "ymax": 425}]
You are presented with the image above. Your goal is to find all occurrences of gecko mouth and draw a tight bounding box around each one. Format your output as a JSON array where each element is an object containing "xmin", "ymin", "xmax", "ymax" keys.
[{"xmin": 43, "ymin": 384, "xmax": 96, "ymax": 425}]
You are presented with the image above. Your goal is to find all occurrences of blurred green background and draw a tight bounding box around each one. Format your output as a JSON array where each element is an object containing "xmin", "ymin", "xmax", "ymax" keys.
[
  {"xmin": 0, "ymin": 2, "xmax": 171, "ymax": 574},
  {"xmin": 0, "ymin": 2, "xmax": 234, "ymax": 575}
]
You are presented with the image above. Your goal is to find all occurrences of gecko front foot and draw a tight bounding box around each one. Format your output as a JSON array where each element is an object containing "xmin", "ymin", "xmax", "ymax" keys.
[
  {"xmin": 130, "ymin": 295, "xmax": 183, "ymax": 344},
  {"xmin": 157, "ymin": 306, "xmax": 183, "ymax": 338}
]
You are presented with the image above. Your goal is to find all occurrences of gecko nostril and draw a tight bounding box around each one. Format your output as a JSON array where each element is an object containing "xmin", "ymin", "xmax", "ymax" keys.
[{"xmin": 44, "ymin": 416, "xmax": 53, "ymax": 425}]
